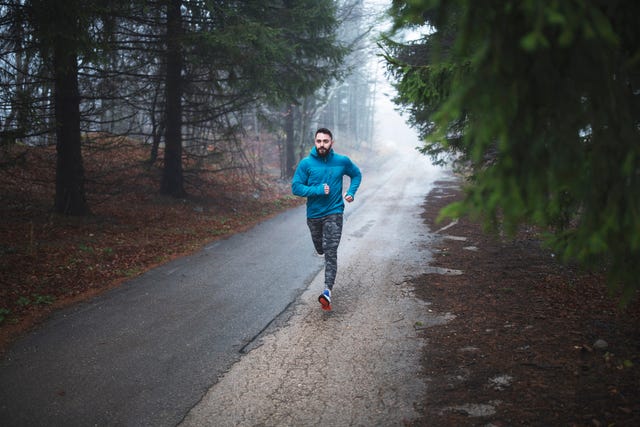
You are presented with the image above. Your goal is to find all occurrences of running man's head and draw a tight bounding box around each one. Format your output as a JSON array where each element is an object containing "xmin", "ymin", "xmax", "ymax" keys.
[{"xmin": 314, "ymin": 128, "xmax": 333, "ymax": 157}]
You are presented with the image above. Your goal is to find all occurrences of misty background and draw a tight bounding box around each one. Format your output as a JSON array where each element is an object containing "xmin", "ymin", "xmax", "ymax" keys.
[{"xmin": 0, "ymin": 0, "xmax": 428, "ymax": 219}]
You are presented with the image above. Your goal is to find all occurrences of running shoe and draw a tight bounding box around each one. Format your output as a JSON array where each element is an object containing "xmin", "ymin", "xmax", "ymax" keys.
[{"xmin": 318, "ymin": 288, "xmax": 332, "ymax": 311}]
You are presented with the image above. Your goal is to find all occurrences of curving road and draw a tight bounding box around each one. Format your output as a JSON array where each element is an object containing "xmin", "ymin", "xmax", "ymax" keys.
[{"xmin": 0, "ymin": 150, "xmax": 448, "ymax": 426}]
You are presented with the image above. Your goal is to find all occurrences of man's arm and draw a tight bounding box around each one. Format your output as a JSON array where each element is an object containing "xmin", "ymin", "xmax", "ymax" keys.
[
  {"xmin": 344, "ymin": 161, "xmax": 362, "ymax": 201},
  {"xmin": 291, "ymin": 161, "xmax": 326, "ymax": 197}
]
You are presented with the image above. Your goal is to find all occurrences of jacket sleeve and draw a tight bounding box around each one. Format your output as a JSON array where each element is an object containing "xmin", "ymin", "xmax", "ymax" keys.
[
  {"xmin": 292, "ymin": 161, "xmax": 324, "ymax": 197},
  {"xmin": 345, "ymin": 161, "xmax": 362, "ymax": 199}
]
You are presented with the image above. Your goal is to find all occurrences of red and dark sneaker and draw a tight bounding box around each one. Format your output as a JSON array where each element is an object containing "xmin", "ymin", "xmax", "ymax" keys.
[{"xmin": 318, "ymin": 289, "xmax": 332, "ymax": 311}]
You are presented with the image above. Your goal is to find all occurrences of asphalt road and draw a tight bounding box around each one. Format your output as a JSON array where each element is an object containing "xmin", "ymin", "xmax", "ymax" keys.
[{"xmin": 0, "ymin": 150, "xmax": 446, "ymax": 426}]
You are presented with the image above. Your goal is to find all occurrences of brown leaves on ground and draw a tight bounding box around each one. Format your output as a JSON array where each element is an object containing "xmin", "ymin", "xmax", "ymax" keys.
[
  {"xmin": 412, "ymin": 180, "xmax": 640, "ymax": 426},
  {"xmin": 0, "ymin": 135, "xmax": 301, "ymax": 352}
]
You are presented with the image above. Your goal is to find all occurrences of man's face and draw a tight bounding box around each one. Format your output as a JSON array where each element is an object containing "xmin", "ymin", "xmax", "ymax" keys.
[{"xmin": 314, "ymin": 132, "xmax": 333, "ymax": 157}]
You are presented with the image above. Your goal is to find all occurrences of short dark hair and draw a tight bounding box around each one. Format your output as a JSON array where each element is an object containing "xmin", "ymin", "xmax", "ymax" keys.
[{"xmin": 315, "ymin": 127, "xmax": 333, "ymax": 140}]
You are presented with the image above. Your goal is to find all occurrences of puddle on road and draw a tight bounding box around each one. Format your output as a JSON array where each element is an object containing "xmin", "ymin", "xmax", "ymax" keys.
[
  {"xmin": 441, "ymin": 234, "xmax": 468, "ymax": 241},
  {"xmin": 349, "ymin": 219, "xmax": 376, "ymax": 238},
  {"xmin": 424, "ymin": 266, "xmax": 463, "ymax": 276},
  {"xmin": 441, "ymin": 401, "xmax": 502, "ymax": 417},
  {"xmin": 489, "ymin": 375, "xmax": 513, "ymax": 391}
]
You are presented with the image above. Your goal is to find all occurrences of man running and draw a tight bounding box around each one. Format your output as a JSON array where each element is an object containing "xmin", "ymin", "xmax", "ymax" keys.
[{"xmin": 292, "ymin": 127, "xmax": 362, "ymax": 310}]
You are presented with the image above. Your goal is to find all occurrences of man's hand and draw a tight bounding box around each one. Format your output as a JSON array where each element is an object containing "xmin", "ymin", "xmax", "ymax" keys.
[{"xmin": 344, "ymin": 194, "xmax": 354, "ymax": 203}]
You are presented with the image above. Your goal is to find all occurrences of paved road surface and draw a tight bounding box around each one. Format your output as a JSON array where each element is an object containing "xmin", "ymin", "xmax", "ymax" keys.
[{"xmin": 0, "ymin": 151, "xmax": 448, "ymax": 426}]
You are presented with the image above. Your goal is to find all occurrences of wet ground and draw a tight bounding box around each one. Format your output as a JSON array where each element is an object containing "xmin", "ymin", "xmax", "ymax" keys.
[{"xmin": 410, "ymin": 180, "xmax": 640, "ymax": 426}]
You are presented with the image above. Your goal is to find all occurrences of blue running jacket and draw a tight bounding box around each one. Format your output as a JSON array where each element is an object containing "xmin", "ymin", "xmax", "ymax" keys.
[{"xmin": 291, "ymin": 147, "xmax": 362, "ymax": 219}]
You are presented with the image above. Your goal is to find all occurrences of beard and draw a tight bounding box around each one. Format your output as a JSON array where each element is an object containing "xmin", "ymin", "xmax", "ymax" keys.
[{"xmin": 317, "ymin": 146, "xmax": 331, "ymax": 157}]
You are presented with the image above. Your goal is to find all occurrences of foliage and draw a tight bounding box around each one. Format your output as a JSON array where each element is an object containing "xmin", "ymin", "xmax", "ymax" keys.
[
  {"xmin": 0, "ymin": 308, "xmax": 9, "ymax": 325},
  {"xmin": 385, "ymin": 0, "xmax": 640, "ymax": 300}
]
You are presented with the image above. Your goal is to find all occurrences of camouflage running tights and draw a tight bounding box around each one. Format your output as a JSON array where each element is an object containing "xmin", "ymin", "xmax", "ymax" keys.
[{"xmin": 307, "ymin": 214, "xmax": 343, "ymax": 290}]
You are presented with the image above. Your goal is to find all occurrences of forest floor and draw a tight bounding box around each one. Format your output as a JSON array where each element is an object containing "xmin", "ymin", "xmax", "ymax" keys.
[
  {"xmin": 412, "ymin": 180, "xmax": 640, "ymax": 426},
  {"xmin": 1, "ymin": 139, "xmax": 639, "ymax": 425},
  {"xmin": 0, "ymin": 135, "xmax": 303, "ymax": 352}
]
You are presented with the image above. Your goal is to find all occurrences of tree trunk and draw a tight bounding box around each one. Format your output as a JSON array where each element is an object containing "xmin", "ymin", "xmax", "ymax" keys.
[
  {"xmin": 53, "ymin": 6, "xmax": 89, "ymax": 216},
  {"xmin": 160, "ymin": 0, "xmax": 185, "ymax": 197},
  {"xmin": 148, "ymin": 84, "xmax": 163, "ymax": 165},
  {"xmin": 284, "ymin": 104, "xmax": 296, "ymax": 179}
]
